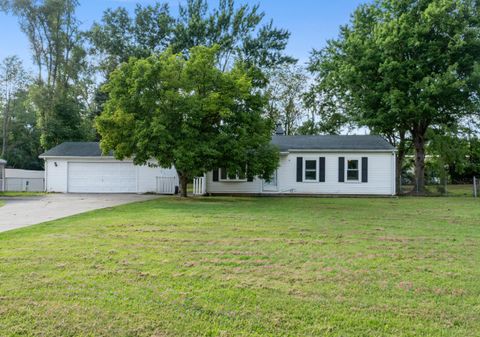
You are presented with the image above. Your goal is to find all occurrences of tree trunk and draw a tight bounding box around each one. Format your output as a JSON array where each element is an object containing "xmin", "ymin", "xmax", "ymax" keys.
[
  {"xmin": 1, "ymin": 102, "xmax": 9, "ymax": 158},
  {"xmin": 179, "ymin": 173, "xmax": 188, "ymax": 198},
  {"xmin": 395, "ymin": 132, "xmax": 407, "ymax": 195},
  {"xmin": 412, "ymin": 130, "xmax": 427, "ymax": 194}
]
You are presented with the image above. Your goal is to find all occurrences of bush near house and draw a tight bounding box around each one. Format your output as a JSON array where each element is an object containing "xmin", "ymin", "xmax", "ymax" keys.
[{"xmin": 0, "ymin": 196, "xmax": 479, "ymax": 336}]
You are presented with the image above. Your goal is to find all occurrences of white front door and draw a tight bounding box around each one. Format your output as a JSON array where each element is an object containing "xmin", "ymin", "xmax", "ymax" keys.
[{"xmin": 68, "ymin": 162, "xmax": 137, "ymax": 193}]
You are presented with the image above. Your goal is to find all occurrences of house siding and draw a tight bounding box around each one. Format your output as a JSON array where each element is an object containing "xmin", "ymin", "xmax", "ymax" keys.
[
  {"xmin": 45, "ymin": 158, "xmax": 177, "ymax": 193},
  {"xmin": 205, "ymin": 151, "xmax": 396, "ymax": 196},
  {"xmin": 206, "ymin": 170, "xmax": 263, "ymax": 194}
]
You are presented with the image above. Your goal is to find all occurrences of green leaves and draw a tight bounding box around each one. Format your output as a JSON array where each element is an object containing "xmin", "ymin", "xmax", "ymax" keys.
[
  {"xmin": 88, "ymin": 0, "xmax": 293, "ymax": 80},
  {"xmin": 97, "ymin": 46, "xmax": 278, "ymax": 186},
  {"xmin": 309, "ymin": 0, "xmax": 480, "ymax": 192}
]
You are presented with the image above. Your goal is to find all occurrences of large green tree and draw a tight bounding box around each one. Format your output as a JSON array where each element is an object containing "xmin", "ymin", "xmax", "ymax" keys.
[
  {"xmin": 309, "ymin": 0, "xmax": 480, "ymax": 193},
  {"xmin": 1, "ymin": 0, "xmax": 91, "ymax": 150},
  {"xmin": 1, "ymin": 90, "xmax": 43, "ymax": 169},
  {"xmin": 87, "ymin": 3, "xmax": 173, "ymax": 77},
  {"xmin": 87, "ymin": 0, "xmax": 293, "ymax": 133},
  {"xmin": 96, "ymin": 46, "xmax": 279, "ymax": 197},
  {"xmin": 265, "ymin": 65, "xmax": 308, "ymax": 135},
  {"xmin": 88, "ymin": 0, "xmax": 293, "ymax": 79},
  {"xmin": 0, "ymin": 56, "xmax": 29, "ymax": 158}
]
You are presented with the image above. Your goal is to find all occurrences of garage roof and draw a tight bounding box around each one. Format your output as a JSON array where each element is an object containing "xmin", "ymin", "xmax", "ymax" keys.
[
  {"xmin": 272, "ymin": 135, "xmax": 394, "ymax": 152},
  {"xmin": 39, "ymin": 142, "xmax": 113, "ymax": 158}
]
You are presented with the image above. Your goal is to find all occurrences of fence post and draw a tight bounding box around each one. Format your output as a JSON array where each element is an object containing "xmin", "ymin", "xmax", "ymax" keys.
[{"xmin": 474, "ymin": 176, "xmax": 477, "ymax": 198}]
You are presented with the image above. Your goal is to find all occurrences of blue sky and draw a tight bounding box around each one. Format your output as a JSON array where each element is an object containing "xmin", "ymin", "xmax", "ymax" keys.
[{"xmin": 0, "ymin": 0, "xmax": 368, "ymax": 71}]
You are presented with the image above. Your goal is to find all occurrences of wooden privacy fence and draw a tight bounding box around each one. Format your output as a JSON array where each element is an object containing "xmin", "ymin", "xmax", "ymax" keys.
[
  {"xmin": 156, "ymin": 176, "xmax": 178, "ymax": 195},
  {"xmin": 193, "ymin": 176, "xmax": 206, "ymax": 196}
]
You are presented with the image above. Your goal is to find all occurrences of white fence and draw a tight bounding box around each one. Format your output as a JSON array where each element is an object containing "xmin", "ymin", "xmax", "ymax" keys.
[
  {"xmin": 156, "ymin": 176, "xmax": 178, "ymax": 195},
  {"xmin": 2, "ymin": 178, "xmax": 45, "ymax": 192},
  {"xmin": 193, "ymin": 176, "xmax": 207, "ymax": 196}
]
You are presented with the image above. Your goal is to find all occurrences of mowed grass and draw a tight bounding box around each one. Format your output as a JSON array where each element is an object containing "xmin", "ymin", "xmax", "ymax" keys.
[
  {"xmin": 0, "ymin": 197, "xmax": 479, "ymax": 336},
  {"xmin": 0, "ymin": 191, "xmax": 45, "ymax": 197}
]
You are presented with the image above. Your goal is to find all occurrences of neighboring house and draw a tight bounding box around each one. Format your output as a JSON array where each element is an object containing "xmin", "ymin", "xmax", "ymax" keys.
[
  {"xmin": 5, "ymin": 169, "xmax": 45, "ymax": 192},
  {"xmin": 204, "ymin": 135, "xmax": 396, "ymax": 196},
  {"xmin": 39, "ymin": 142, "xmax": 178, "ymax": 194}
]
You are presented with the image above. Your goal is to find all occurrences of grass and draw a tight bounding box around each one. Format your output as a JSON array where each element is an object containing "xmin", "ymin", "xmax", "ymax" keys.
[
  {"xmin": 0, "ymin": 200, "xmax": 4, "ymax": 207},
  {"xmin": 0, "ymin": 191, "xmax": 45, "ymax": 197},
  {"xmin": 0, "ymin": 196, "xmax": 479, "ymax": 336}
]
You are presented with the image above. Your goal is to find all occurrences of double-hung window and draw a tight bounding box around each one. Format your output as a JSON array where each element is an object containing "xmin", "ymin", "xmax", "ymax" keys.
[
  {"xmin": 304, "ymin": 159, "xmax": 317, "ymax": 181},
  {"xmin": 346, "ymin": 159, "xmax": 360, "ymax": 181}
]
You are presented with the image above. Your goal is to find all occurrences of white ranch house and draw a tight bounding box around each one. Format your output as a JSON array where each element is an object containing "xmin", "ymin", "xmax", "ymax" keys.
[
  {"xmin": 40, "ymin": 135, "xmax": 396, "ymax": 196},
  {"xmin": 203, "ymin": 135, "xmax": 396, "ymax": 196}
]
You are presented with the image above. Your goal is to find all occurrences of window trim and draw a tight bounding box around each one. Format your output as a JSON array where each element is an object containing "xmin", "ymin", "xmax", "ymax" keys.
[
  {"xmin": 219, "ymin": 168, "xmax": 248, "ymax": 182},
  {"xmin": 345, "ymin": 158, "xmax": 361, "ymax": 183},
  {"xmin": 303, "ymin": 158, "xmax": 318, "ymax": 182}
]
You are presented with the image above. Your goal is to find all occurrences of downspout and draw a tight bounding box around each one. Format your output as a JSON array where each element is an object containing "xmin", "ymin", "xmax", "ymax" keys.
[
  {"xmin": 392, "ymin": 151, "xmax": 396, "ymax": 196},
  {"xmin": 44, "ymin": 159, "xmax": 48, "ymax": 192}
]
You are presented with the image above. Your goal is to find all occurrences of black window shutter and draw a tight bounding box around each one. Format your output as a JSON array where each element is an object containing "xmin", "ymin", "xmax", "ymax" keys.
[
  {"xmin": 338, "ymin": 157, "xmax": 345, "ymax": 182},
  {"xmin": 362, "ymin": 157, "xmax": 368, "ymax": 183},
  {"xmin": 212, "ymin": 169, "xmax": 219, "ymax": 182},
  {"xmin": 296, "ymin": 157, "xmax": 303, "ymax": 182},
  {"xmin": 319, "ymin": 157, "xmax": 326, "ymax": 182}
]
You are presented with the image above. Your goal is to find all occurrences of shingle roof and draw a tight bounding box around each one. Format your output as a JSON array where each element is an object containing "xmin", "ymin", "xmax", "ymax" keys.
[
  {"xmin": 40, "ymin": 135, "xmax": 394, "ymax": 158},
  {"xmin": 39, "ymin": 142, "xmax": 113, "ymax": 157},
  {"xmin": 271, "ymin": 135, "xmax": 395, "ymax": 152}
]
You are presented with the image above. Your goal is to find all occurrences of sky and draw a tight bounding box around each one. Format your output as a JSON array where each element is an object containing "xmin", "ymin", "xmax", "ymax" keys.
[{"xmin": 0, "ymin": 0, "xmax": 368, "ymax": 72}]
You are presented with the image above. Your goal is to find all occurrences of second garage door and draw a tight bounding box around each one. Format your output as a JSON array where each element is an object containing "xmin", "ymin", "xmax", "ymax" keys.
[{"xmin": 68, "ymin": 162, "xmax": 137, "ymax": 193}]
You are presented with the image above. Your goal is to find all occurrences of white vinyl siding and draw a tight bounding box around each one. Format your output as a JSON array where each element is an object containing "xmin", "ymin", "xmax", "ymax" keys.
[
  {"xmin": 45, "ymin": 158, "xmax": 177, "ymax": 194},
  {"xmin": 205, "ymin": 151, "xmax": 395, "ymax": 195}
]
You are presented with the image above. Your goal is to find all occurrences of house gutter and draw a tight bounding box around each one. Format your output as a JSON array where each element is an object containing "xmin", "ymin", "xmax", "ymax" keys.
[{"xmin": 284, "ymin": 149, "xmax": 397, "ymax": 153}]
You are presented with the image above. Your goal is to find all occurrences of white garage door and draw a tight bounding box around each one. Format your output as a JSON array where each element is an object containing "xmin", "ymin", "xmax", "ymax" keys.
[{"xmin": 68, "ymin": 162, "xmax": 137, "ymax": 193}]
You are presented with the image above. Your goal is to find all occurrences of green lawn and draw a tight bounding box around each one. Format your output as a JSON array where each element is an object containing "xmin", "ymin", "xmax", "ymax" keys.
[
  {"xmin": 0, "ymin": 196, "xmax": 479, "ymax": 336},
  {"xmin": 0, "ymin": 191, "xmax": 45, "ymax": 197}
]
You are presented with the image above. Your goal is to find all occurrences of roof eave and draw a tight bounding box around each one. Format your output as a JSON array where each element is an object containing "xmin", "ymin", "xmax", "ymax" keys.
[
  {"xmin": 284, "ymin": 148, "xmax": 397, "ymax": 153},
  {"xmin": 39, "ymin": 155, "xmax": 118, "ymax": 159}
]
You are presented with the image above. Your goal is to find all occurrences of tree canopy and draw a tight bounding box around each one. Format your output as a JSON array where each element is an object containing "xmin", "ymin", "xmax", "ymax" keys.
[
  {"xmin": 87, "ymin": 0, "xmax": 294, "ymax": 79},
  {"xmin": 309, "ymin": 0, "xmax": 480, "ymax": 193},
  {"xmin": 96, "ymin": 46, "xmax": 279, "ymax": 196}
]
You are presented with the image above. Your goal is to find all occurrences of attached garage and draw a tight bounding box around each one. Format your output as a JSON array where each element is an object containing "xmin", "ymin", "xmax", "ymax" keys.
[
  {"xmin": 67, "ymin": 162, "xmax": 137, "ymax": 193},
  {"xmin": 40, "ymin": 142, "xmax": 178, "ymax": 194}
]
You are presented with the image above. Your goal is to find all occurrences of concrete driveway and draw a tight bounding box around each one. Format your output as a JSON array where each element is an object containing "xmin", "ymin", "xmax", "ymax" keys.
[{"xmin": 0, "ymin": 194, "xmax": 159, "ymax": 233}]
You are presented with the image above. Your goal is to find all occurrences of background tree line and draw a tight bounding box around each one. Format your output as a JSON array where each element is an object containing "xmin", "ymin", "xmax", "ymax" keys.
[{"xmin": 0, "ymin": 0, "xmax": 479, "ymax": 194}]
